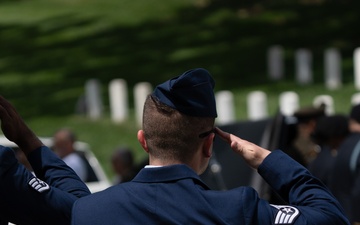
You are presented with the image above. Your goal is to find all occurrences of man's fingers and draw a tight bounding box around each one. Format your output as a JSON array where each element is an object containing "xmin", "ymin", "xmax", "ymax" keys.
[
  {"xmin": 0, "ymin": 96, "xmax": 19, "ymax": 118},
  {"xmin": 0, "ymin": 96, "xmax": 12, "ymax": 109},
  {"xmin": 216, "ymin": 127, "xmax": 247, "ymax": 152},
  {"xmin": 216, "ymin": 126, "xmax": 271, "ymax": 169},
  {"xmin": 215, "ymin": 127, "xmax": 231, "ymax": 143},
  {"xmin": 215, "ymin": 127, "xmax": 243, "ymax": 144},
  {"xmin": 0, "ymin": 96, "xmax": 14, "ymax": 119},
  {"xmin": 0, "ymin": 105, "xmax": 10, "ymax": 121}
]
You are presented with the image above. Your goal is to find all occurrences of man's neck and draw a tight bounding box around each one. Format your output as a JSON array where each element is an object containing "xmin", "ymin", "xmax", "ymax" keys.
[{"xmin": 148, "ymin": 154, "xmax": 204, "ymax": 174}]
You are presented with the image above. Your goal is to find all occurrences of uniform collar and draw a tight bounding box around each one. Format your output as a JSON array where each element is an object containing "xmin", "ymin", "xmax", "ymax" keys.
[{"xmin": 132, "ymin": 164, "xmax": 210, "ymax": 190}]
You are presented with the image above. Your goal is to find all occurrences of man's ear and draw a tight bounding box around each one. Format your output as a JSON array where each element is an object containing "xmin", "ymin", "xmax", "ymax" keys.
[
  {"xmin": 202, "ymin": 133, "xmax": 214, "ymax": 158},
  {"xmin": 137, "ymin": 130, "xmax": 149, "ymax": 153}
]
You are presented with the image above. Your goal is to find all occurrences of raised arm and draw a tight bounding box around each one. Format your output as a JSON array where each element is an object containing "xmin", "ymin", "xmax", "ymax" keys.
[
  {"xmin": 216, "ymin": 127, "xmax": 350, "ymax": 225},
  {"xmin": 0, "ymin": 96, "xmax": 42, "ymax": 154},
  {"xmin": 0, "ymin": 146, "xmax": 84, "ymax": 225},
  {"xmin": 0, "ymin": 96, "xmax": 91, "ymax": 225}
]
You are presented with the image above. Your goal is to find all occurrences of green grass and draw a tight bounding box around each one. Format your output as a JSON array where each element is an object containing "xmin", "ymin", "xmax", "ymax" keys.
[
  {"xmin": 0, "ymin": 0, "xmax": 194, "ymax": 25},
  {"xmin": 1, "ymin": 0, "xmax": 360, "ymax": 179}
]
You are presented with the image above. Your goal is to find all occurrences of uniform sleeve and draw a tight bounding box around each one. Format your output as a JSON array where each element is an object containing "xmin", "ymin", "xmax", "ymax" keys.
[
  {"xmin": 0, "ymin": 218, "xmax": 8, "ymax": 225},
  {"xmin": 0, "ymin": 145, "xmax": 91, "ymax": 225},
  {"xmin": 256, "ymin": 150, "xmax": 350, "ymax": 225},
  {"xmin": 27, "ymin": 146, "xmax": 90, "ymax": 197},
  {"xmin": 351, "ymin": 159, "xmax": 360, "ymax": 222}
]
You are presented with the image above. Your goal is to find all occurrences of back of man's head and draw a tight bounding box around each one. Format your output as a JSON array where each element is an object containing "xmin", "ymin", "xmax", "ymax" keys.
[{"xmin": 142, "ymin": 68, "xmax": 217, "ymax": 163}]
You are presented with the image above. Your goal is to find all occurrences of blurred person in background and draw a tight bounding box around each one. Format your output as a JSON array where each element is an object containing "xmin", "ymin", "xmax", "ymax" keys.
[
  {"xmin": 308, "ymin": 114, "xmax": 349, "ymax": 186},
  {"xmin": 111, "ymin": 146, "xmax": 136, "ymax": 184},
  {"xmin": 329, "ymin": 104, "xmax": 360, "ymax": 224},
  {"xmin": 53, "ymin": 128, "xmax": 88, "ymax": 181},
  {"xmin": 289, "ymin": 105, "xmax": 326, "ymax": 166}
]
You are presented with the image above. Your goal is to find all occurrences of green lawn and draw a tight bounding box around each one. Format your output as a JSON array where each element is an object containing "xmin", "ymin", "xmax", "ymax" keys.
[{"xmin": 0, "ymin": 0, "xmax": 194, "ymax": 25}]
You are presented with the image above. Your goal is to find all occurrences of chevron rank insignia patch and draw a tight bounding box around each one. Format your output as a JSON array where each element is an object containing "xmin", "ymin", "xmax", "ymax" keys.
[
  {"xmin": 271, "ymin": 205, "xmax": 300, "ymax": 224},
  {"xmin": 28, "ymin": 177, "xmax": 50, "ymax": 193}
]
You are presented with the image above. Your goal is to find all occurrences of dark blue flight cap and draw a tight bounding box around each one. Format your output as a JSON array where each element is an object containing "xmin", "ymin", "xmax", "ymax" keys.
[{"xmin": 152, "ymin": 68, "xmax": 217, "ymax": 117}]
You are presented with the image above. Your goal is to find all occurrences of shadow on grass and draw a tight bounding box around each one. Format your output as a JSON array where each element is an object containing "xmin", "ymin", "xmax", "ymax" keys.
[{"xmin": 0, "ymin": 1, "xmax": 360, "ymax": 118}]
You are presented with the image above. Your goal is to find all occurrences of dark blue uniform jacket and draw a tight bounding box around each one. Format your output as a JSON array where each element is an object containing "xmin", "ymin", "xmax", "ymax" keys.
[
  {"xmin": 330, "ymin": 132, "xmax": 360, "ymax": 222},
  {"xmin": 72, "ymin": 150, "xmax": 350, "ymax": 225},
  {"xmin": 0, "ymin": 145, "xmax": 90, "ymax": 225}
]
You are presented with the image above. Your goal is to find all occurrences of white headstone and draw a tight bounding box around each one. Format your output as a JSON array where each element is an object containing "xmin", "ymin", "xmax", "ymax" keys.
[
  {"xmin": 267, "ymin": 45, "xmax": 284, "ymax": 80},
  {"xmin": 279, "ymin": 91, "xmax": 299, "ymax": 116},
  {"xmin": 247, "ymin": 91, "xmax": 268, "ymax": 121},
  {"xmin": 351, "ymin": 93, "xmax": 360, "ymax": 105},
  {"xmin": 134, "ymin": 82, "xmax": 152, "ymax": 127},
  {"xmin": 295, "ymin": 48, "xmax": 313, "ymax": 85},
  {"xmin": 354, "ymin": 48, "xmax": 360, "ymax": 90},
  {"xmin": 313, "ymin": 95, "xmax": 334, "ymax": 115},
  {"xmin": 215, "ymin": 90, "xmax": 236, "ymax": 125},
  {"xmin": 109, "ymin": 79, "xmax": 128, "ymax": 123},
  {"xmin": 324, "ymin": 48, "xmax": 342, "ymax": 90},
  {"xmin": 85, "ymin": 79, "xmax": 103, "ymax": 120}
]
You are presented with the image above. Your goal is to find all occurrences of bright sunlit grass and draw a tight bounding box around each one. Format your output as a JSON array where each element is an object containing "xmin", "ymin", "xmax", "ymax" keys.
[{"xmin": 0, "ymin": 0, "xmax": 195, "ymax": 25}]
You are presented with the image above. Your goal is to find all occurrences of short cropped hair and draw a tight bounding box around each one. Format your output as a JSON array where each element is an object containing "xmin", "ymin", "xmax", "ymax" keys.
[
  {"xmin": 54, "ymin": 128, "xmax": 77, "ymax": 143},
  {"xmin": 142, "ymin": 95, "xmax": 215, "ymax": 163}
]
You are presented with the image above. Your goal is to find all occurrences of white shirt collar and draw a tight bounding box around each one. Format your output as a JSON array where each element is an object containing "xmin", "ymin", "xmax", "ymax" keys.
[{"xmin": 144, "ymin": 165, "xmax": 163, "ymax": 168}]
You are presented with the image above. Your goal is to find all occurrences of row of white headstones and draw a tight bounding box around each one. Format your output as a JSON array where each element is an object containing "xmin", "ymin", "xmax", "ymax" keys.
[
  {"xmin": 83, "ymin": 78, "xmax": 360, "ymax": 126},
  {"xmin": 268, "ymin": 45, "xmax": 360, "ymax": 90},
  {"xmin": 83, "ymin": 46, "xmax": 360, "ymax": 125}
]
